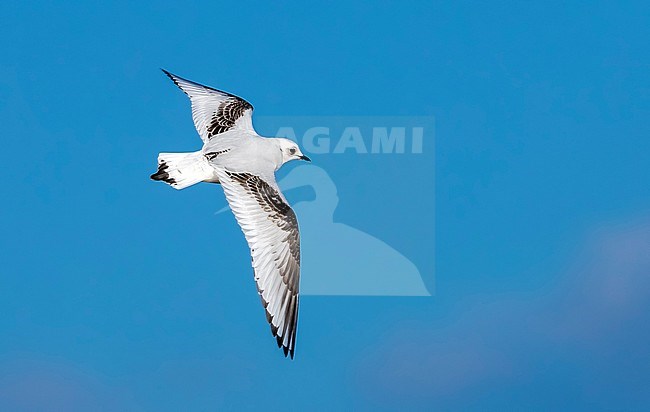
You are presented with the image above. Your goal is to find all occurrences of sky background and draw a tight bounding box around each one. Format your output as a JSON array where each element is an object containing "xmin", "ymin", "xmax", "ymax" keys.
[{"xmin": 1, "ymin": 1, "xmax": 649, "ymax": 410}]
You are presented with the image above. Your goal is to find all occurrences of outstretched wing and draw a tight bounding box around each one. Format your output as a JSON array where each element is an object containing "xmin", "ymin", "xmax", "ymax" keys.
[
  {"xmin": 216, "ymin": 169, "xmax": 300, "ymax": 358},
  {"xmin": 162, "ymin": 69, "xmax": 254, "ymax": 142}
]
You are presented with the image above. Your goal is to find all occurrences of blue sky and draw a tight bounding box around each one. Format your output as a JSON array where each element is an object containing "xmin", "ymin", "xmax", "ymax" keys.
[{"xmin": 1, "ymin": 1, "xmax": 649, "ymax": 410}]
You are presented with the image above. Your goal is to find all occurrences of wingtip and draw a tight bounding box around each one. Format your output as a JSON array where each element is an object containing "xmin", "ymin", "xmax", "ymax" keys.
[
  {"xmin": 281, "ymin": 343, "xmax": 295, "ymax": 360},
  {"xmin": 160, "ymin": 69, "xmax": 194, "ymax": 97},
  {"xmin": 274, "ymin": 333, "xmax": 294, "ymax": 359},
  {"xmin": 160, "ymin": 68, "xmax": 175, "ymax": 81}
]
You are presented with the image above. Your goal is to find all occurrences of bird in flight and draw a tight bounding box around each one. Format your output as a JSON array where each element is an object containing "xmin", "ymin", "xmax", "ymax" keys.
[{"xmin": 151, "ymin": 70, "xmax": 310, "ymax": 358}]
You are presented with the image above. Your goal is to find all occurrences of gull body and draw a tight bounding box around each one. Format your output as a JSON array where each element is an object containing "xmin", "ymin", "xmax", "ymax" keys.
[{"xmin": 206, "ymin": 133, "xmax": 303, "ymax": 175}]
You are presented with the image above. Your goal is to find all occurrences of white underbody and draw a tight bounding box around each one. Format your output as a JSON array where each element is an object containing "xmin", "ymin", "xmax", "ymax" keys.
[{"xmin": 201, "ymin": 130, "xmax": 283, "ymax": 179}]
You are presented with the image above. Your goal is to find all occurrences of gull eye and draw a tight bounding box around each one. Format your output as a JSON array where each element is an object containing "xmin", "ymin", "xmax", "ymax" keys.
[{"xmin": 289, "ymin": 148, "xmax": 296, "ymax": 155}]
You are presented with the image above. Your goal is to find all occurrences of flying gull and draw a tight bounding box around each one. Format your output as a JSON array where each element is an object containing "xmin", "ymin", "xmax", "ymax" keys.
[{"xmin": 151, "ymin": 70, "xmax": 310, "ymax": 358}]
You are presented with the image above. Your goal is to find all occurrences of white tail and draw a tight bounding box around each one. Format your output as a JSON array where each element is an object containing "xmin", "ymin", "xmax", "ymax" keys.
[{"xmin": 150, "ymin": 151, "xmax": 215, "ymax": 190}]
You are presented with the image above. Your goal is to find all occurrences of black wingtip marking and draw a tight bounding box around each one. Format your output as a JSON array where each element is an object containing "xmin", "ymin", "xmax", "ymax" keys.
[
  {"xmin": 160, "ymin": 68, "xmax": 177, "ymax": 85},
  {"xmin": 270, "ymin": 322, "xmax": 294, "ymax": 358},
  {"xmin": 273, "ymin": 328, "xmax": 294, "ymax": 359},
  {"xmin": 159, "ymin": 69, "xmax": 252, "ymax": 109},
  {"xmin": 277, "ymin": 335, "xmax": 292, "ymax": 359},
  {"xmin": 160, "ymin": 69, "xmax": 190, "ymax": 98}
]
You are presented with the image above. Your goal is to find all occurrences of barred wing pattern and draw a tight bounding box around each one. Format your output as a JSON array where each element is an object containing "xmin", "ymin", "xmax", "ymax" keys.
[
  {"xmin": 216, "ymin": 169, "xmax": 300, "ymax": 358},
  {"xmin": 162, "ymin": 70, "xmax": 254, "ymax": 142}
]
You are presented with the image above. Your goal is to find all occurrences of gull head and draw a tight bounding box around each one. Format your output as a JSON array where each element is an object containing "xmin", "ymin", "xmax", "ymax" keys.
[{"xmin": 276, "ymin": 138, "xmax": 311, "ymax": 164}]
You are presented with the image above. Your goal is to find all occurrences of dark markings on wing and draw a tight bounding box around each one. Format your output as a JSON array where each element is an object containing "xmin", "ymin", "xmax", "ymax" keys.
[
  {"xmin": 204, "ymin": 149, "xmax": 231, "ymax": 161},
  {"xmin": 226, "ymin": 171, "xmax": 300, "ymax": 358},
  {"xmin": 161, "ymin": 69, "xmax": 254, "ymax": 139},
  {"xmin": 206, "ymin": 98, "xmax": 253, "ymax": 138},
  {"xmin": 226, "ymin": 171, "xmax": 300, "ymax": 264}
]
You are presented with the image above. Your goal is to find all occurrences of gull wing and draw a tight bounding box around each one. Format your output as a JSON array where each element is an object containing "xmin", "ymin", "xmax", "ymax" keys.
[
  {"xmin": 216, "ymin": 169, "xmax": 300, "ymax": 358},
  {"xmin": 162, "ymin": 69, "xmax": 254, "ymax": 142}
]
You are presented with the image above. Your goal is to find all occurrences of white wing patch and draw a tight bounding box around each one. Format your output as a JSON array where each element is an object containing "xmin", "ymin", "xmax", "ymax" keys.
[
  {"xmin": 162, "ymin": 70, "xmax": 254, "ymax": 142},
  {"xmin": 216, "ymin": 169, "xmax": 300, "ymax": 358}
]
